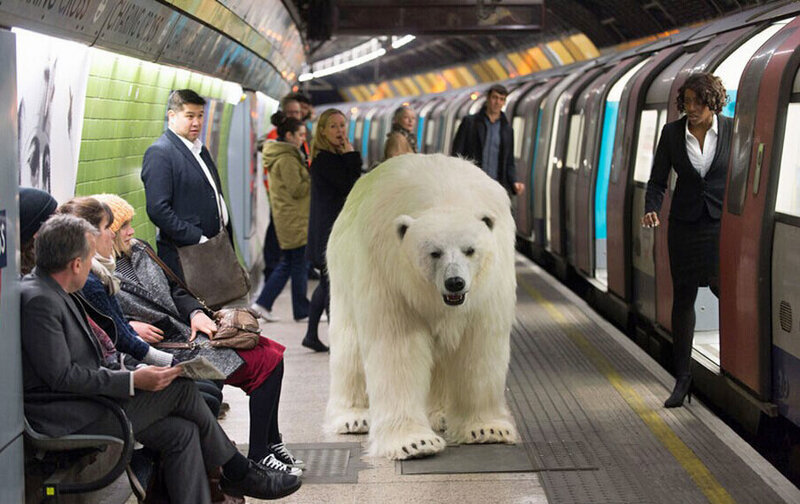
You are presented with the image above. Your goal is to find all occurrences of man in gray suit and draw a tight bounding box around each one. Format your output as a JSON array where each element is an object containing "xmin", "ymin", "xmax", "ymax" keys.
[{"xmin": 20, "ymin": 214, "xmax": 301, "ymax": 503}]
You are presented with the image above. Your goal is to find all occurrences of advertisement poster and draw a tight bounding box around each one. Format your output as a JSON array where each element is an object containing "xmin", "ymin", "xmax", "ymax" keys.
[{"xmin": 15, "ymin": 28, "xmax": 90, "ymax": 203}]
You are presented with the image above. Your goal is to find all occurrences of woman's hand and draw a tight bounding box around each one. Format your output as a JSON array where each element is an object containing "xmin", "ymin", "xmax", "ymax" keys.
[
  {"xmin": 190, "ymin": 312, "xmax": 217, "ymax": 341},
  {"xmin": 130, "ymin": 321, "xmax": 164, "ymax": 343},
  {"xmin": 340, "ymin": 138, "xmax": 354, "ymax": 153},
  {"xmin": 641, "ymin": 211, "xmax": 660, "ymax": 228}
]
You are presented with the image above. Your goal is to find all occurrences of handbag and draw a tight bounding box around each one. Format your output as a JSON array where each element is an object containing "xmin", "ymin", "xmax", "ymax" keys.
[
  {"xmin": 174, "ymin": 191, "xmax": 250, "ymax": 308},
  {"xmin": 209, "ymin": 308, "xmax": 261, "ymax": 350}
]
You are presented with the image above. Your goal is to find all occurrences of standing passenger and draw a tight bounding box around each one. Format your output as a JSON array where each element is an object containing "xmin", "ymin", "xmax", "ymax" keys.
[
  {"xmin": 141, "ymin": 89, "xmax": 234, "ymax": 282},
  {"xmin": 251, "ymin": 112, "xmax": 311, "ymax": 322},
  {"xmin": 383, "ymin": 105, "xmax": 417, "ymax": 160},
  {"xmin": 641, "ymin": 73, "xmax": 732, "ymax": 408},
  {"xmin": 451, "ymin": 84, "xmax": 524, "ymax": 196},
  {"xmin": 304, "ymin": 109, "xmax": 362, "ymax": 352}
]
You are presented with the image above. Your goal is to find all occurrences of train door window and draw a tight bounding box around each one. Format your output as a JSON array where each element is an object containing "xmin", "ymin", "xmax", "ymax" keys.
[
  {"xmin": 775, "ymin": 102, "xmax": 800, "ymax": 217},
  {"xmin": 728, "ymin": 27, "xmax": 796, "ymax": 215},
  {"xmin": 565, "ymin": 114, "xmax": 585, "ymax": 170},
  {"xmin": 545, "ymin": 94, "xmax": 569, "ymax": 245},
  {"xmin": 513, "ymin": 116, "xmax": 525, "ymax": 159},
  {"xmin": 632, "ymin": 109, "xmax": 659, "ymax": 183},
  {"xmin": 714, "ymin": 20, "xmax": 792, "ymax": 117},
  {"xmin": 355, "ymin": 119, "xmax": 364, "ymax": 144},
  {"xmin": 426, "ymin": 119, "xmax": 437, "ymax": 149}
]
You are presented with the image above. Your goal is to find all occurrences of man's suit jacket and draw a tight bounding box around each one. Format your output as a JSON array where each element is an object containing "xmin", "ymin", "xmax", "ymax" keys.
[
  {"xmin": 20, "ymin": 270, "xmax": 131, "ymax": 437},
  {"xmin": 451, "ymin": 107, "xmax": 518, "ymax": 195},
  {"xmin": 645, "ymin": 115, "xmax": 733, "ymax": 222},
  {"xmin": 141, "ymin": 129, "xmax": 234, "ymax": 277}
]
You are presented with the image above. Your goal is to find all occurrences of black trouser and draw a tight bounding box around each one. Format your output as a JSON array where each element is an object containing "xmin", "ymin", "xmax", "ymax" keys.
[
  {"xmin": 668, "ymin": 212, "xmax": 721, "ymax": 378},
  {"xmin": 263, "ymin": 221, "xmax": 281, "ymax": 279},
  {"xmin": 247, "ymin": 360, "xmax": 284, "ymax": 462},
  {"xmin": 306, "ymin": 266, "xmax": 329, "ymax": 340}
]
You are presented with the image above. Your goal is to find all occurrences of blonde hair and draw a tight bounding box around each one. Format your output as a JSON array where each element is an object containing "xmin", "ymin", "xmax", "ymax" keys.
[{"xmin": 311, "ymin": 108, "xmax": 346, "ymax": 160}]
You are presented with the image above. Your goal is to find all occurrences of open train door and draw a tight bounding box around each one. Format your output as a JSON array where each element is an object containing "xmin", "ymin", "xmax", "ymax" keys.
[{"xmin": 720, "ymin": 15, "xmax": 800, "ymax": 399}]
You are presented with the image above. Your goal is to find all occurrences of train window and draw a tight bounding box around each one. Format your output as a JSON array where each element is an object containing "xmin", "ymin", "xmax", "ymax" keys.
[
  {"xmin": 728, "ymin": 27, "xmax": 796, "ymax": 215},
  {"xmin": 775, "ymin": 103, "xmax": 800, "ymax": 217},
  {"xmin": 714, "ymin": 21, "xmax": 789, "ymax": 117},
  {"xmin": 355, "ymin": 120, "xmax": 364, "ymax": 141},
  {"xmin": 513, "ymin": 117, "xmax": 525, "ymax": 159},
  {"xmin": 426, "ymin": 119, "xmax": 436, "ymax": 146},
  {"xmin": 370, "ymin": 119, "xmax": 380, "ymax": 140},
  {"xmin": 565, "ymin": 114, "xmax": 585, "ymax": 170},
  {"xmin": 633, "ymin": 109, "xmax": 659, "ymax": 183}
]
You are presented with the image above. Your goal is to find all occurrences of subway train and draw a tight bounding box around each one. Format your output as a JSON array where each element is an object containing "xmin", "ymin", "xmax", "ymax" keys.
[{"xmin": 327, "ymin": 2, "xmax": 800, "ymax": 435}]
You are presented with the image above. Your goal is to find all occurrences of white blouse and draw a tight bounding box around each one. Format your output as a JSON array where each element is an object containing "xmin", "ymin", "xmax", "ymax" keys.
[{"xmin": 684, "ymin": 114, "xmax": 718, "ymax": 178}]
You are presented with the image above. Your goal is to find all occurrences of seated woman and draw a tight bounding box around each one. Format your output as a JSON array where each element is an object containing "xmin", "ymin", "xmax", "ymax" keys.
[{"xmin": 93, "ymin": 193, "xmax": 304, "ymax": 475}]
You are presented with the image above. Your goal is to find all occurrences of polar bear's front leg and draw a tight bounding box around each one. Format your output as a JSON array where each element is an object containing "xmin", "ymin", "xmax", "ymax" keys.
[
  {"xmin": 363, "ymin": 332, "xmax": 446, "ymax": 460},
  {"xmin": 326, "ymin": 316, "xmax": 370, "ymax": 434},
  {"xmin": 445, "ymin": 318, "xmax": 519, "ymax": 445}
]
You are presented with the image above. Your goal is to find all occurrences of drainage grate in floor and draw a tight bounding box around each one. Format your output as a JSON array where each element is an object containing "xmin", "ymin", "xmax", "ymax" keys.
[
  {"xmin": 399, "ymin": 443, "xmax": 535, "ymax": 475},
  {"xmin": 237, "ymin": 442, "xmax": 368, "ymax": 484}
]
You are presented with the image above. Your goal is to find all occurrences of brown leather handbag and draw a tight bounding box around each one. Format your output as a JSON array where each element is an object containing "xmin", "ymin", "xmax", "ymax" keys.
[{"xmin": 176, "ymin": 226, "xmax": 251, "ymax": 309}]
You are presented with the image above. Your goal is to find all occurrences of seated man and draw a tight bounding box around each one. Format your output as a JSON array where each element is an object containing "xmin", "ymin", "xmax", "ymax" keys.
[{"xmin": 20, "ymin": 214, "xmax": 301, "ymax": 504}]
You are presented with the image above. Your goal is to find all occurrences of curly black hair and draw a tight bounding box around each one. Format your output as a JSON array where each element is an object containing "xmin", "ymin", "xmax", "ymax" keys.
[{"xmin": 676, "ymin": 73, "xmax": 728, "ymax": 114}]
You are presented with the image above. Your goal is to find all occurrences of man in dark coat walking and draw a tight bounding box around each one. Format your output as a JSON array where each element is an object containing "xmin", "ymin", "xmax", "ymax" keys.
[
  {"xmin": 141, "ymin": 89, "xmax": 233, "ymax": 280},
  {"xmin": 451, "ymin": 84, "xmax": 524, "ymax": 196}
]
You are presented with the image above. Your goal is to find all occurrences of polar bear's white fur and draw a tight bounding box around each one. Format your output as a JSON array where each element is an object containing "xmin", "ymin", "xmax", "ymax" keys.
[{"xmin": 325, "ymin": 153, "xmax": 518, "ymax": 460}]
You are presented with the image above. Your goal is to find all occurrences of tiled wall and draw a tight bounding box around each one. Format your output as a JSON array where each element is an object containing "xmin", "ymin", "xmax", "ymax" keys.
[{"xmin": 75, "ymin": 50, "xmax": 234, "ymax": 246}]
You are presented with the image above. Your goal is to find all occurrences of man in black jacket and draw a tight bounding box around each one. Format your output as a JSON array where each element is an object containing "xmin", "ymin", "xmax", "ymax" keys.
[
  {"xmin": 451, "ymin": 84, "xmax": 524, "ymax": 196},
  {"xmin": 141, "ymin": 89, "xmax": 233, "ymax": 280},
  {"xmin": 21, "ymin": 215, "xmax": 301, "ymax": 502}
]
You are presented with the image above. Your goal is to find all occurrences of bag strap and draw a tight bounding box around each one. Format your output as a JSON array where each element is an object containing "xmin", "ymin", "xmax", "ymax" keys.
[{"xmin": 141, "ymin": 242, "xmax": 212, "ymax": 312}]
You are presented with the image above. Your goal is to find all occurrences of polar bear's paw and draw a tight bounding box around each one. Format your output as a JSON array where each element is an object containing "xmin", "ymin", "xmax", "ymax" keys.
[
  {"xmin": 328, "ymin": 409, "xmax": 370, "ymax": 434},
  {"xmin": 454, "ymin": 420, "xmax": 518, "ymax": 444},
  {"xmin": 371, "ymin": 429, "xmax": 446, "ymax": 460}
]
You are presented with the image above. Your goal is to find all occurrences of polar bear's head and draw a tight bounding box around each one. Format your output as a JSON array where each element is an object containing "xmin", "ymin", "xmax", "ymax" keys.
[{"xmin": 394, "ymin": 209, "xmax": 496, "ymax": 307}]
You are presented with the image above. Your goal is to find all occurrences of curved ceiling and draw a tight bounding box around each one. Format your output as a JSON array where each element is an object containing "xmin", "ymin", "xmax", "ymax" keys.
[{"xmin": 290, "ymin": 0, "xmax": 768, "ymax": 92}]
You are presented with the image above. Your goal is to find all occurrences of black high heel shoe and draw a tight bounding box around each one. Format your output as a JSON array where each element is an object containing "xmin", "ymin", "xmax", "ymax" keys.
[{"xmin": 664, "ymin": 376, "xmax": 692, "ymax": 408}]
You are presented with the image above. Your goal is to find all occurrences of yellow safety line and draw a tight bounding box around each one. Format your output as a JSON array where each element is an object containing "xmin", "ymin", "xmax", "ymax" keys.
[{"xmin": 517, "ymin": 276, "xmax": 735, "ymax": 504}]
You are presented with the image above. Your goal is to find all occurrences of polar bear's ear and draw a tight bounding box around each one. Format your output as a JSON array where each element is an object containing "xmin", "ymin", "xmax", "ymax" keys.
[
  {"xmin": 481, "ymin": 214, "xmax": 495, "ymax": 230},
  {"xmin": 394, "ymin": 214, "xmax": 415, "ymax": 240}
]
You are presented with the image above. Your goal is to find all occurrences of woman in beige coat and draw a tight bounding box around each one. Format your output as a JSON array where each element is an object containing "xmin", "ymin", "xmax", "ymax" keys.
[
  {"xmin": 383, "ymin": 106, "xmax": 417, "ymax": 160},
  {"xmin": 252, "ymin": 112, "xmax": 311, "ymax": 321}
]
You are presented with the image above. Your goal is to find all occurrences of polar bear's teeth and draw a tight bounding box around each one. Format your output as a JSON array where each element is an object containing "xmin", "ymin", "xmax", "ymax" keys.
[{"xmin": 443, "ymin": 293, "xmax": 466, "ymax": 305}]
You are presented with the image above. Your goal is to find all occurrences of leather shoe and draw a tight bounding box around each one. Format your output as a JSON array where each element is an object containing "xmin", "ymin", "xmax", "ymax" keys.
[
  {"xmin": 220, "ymin": 460, "xmax": 301, "ymax": 500},
  {"xmin": 302, "ymin": 336, "xmax": 329, "ymax": 352}
]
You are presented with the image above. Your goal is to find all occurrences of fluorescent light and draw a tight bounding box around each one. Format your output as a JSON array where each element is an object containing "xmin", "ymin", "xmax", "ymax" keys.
[
  {"xmin": 392, "ymin": 35, "xmax": 415, "ymax": 49},
  {"xmin": 305, "ymin": 48, "xmax": 386, "ymax": 80}
]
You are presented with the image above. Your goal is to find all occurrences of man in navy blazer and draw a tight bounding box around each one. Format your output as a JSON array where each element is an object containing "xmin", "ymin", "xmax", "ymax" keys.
[{"xmin": 141, "ymin": 89, "xmax": 233, "ymax": 279}]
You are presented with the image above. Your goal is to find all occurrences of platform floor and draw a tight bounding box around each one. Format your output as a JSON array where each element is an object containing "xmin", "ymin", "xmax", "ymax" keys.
[{"xmin": 213, "ymin": 254, "xmax": 799, "ymax": 504}]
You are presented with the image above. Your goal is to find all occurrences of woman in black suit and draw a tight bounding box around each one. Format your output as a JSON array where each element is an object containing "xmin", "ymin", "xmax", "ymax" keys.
[
  {"xmin": 642, "ymin": 73, "xmax": 732, "ymax": 408},
  {"xmin": 303, "ymin": 109, "xmax": 362, "ymax": 352}
]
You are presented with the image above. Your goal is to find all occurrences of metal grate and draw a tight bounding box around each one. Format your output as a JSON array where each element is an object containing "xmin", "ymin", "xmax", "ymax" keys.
[
  {"xmin": 238, "ymin": 442, "xmax": 367, "ymax": 484},
  {"xmin": 780, "ymin": 301, "xmax": 793, "ymax": 333}
]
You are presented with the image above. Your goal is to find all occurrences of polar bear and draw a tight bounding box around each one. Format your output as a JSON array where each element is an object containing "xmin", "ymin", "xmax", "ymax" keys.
[{"xmin": 325, "ymin": 153, "xmax": 518, "ymax": 460}]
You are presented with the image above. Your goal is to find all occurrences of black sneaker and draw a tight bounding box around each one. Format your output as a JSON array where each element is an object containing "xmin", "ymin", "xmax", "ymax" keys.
[
  {"xmin": 220, "ymin": 460, "xmax": 301, "ymax": 500},
  {"xmin": 268, "ymin": 439, "xmax": 305, "ymax": 470},
  {"xmin": 259, "ymin": 453, "xmax": 303, "ymax": 476}
]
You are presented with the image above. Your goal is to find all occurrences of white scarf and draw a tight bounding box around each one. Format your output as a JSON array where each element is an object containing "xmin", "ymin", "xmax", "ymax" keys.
[{"xmin": 92, "ymin": 253, "xmax": 121, "ymax": 295}]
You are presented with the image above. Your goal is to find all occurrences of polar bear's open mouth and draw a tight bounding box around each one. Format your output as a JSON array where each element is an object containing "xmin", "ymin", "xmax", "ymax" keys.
[{"xmin": 443, "ymin": 293, "xmax": 466, "ymax": 306}]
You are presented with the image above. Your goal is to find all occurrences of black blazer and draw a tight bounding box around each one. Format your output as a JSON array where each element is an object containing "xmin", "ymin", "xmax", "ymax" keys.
[
  {"xmin": 141, "ymin": 129, "xmax": 234, "ymax": 277},
  {"xmin": 21, "ymin": 270, "xmax": 131, "ymax": 436},
  {"xmin": 451, "ymin": 107, "xmax": 518, "ymax": 195},
  {"xmin": 645, "ymin": 115, "xmax": 733, "ymax": 222},
  {"xmin": 306, "ymin": 150, "xmax": 361, "ymax": 267}
]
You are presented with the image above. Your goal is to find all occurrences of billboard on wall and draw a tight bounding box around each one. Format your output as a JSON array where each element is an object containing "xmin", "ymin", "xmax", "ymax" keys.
[{"xmin": 15, "ymin": 29, "xmax": 90, "ymax": 203}]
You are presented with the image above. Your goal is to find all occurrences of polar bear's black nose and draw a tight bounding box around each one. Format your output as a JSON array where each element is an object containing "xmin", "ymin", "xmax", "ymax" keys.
[{"xmin": 445, "ymin": 277, "xmax": 465, "ymax": 292}]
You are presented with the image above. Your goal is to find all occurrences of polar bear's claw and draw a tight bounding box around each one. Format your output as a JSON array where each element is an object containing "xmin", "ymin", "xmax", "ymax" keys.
[
  {"xmin": 328, "ymin": 409, "xmax": 370, "ymax": 434},
  {"xmin": 457, "ymin": 421, "xmax": 518, "ymax": 445},
  {"xmin": 373, "ymin": 431, "xmax": 446, "ymax": 460}
]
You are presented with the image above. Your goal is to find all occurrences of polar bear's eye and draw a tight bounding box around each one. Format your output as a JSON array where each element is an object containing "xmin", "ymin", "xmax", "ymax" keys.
[
  {"xmin": 464, "ymin": 247, "xmax": 475, "ymax": 257},
  {"xmin": 430, "ymin": 251, "xmax": 442, "ymax": 259}
]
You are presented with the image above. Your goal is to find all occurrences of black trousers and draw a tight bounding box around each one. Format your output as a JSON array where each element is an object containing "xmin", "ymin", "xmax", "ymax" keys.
[
  {"xmin": 306, "ymin": 266, "xmax": 329, "ymax": 340},
  {"xmin": 668, "ymin": 211, "xmax": 721, "ymax": 378}
]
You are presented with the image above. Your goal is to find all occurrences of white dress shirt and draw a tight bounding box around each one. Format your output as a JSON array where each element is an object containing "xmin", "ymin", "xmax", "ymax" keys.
[
  {"xmin": 170, "ymin": 128, "xmax": 229, "ymax": 238},
  {"xmin": 684, "ymin": 114, "xmax": 718, "ymax": 178}
]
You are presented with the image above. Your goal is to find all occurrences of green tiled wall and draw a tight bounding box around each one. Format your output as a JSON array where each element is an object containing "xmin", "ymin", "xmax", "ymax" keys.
[{"xmin": 75, "ymin": 51, "xmax": 234, "ymax": 246}]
